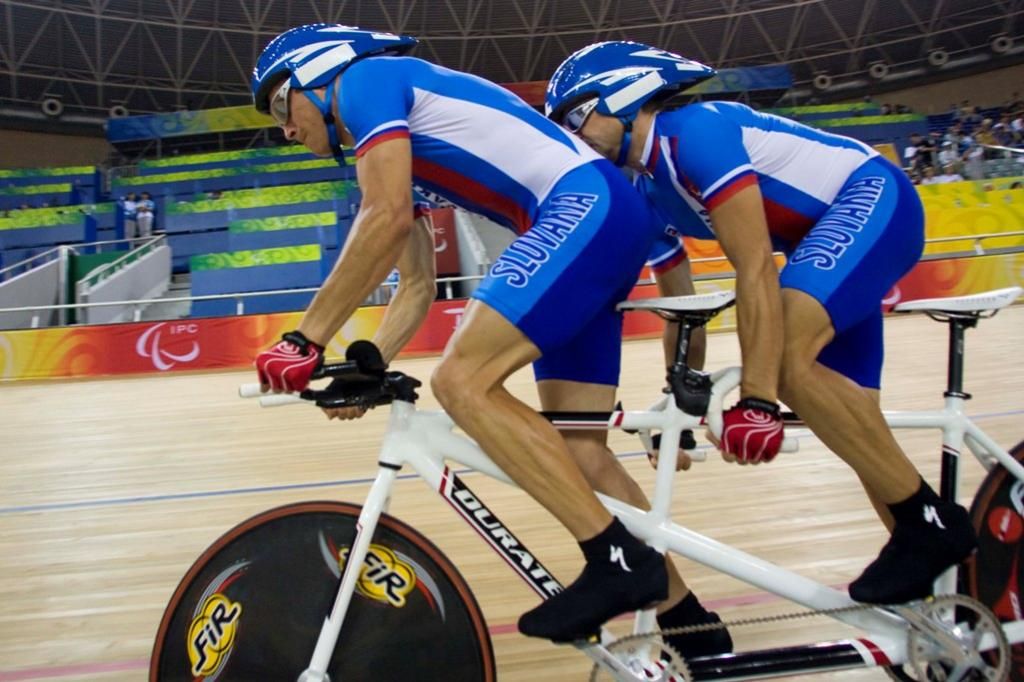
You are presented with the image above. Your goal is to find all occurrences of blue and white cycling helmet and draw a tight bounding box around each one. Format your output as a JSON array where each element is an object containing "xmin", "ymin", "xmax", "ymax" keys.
[
  {"xmin": 546, "ymin": 41, "xmax": 716, "ymax": 166},
  {"xmin": 252, "ymin": 24, "xmax": 417, "ymax": 157}
]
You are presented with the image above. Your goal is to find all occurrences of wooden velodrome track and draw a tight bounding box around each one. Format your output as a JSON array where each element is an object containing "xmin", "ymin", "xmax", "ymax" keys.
[{"xmin": 1, "ymin": 305, "xmax": 1022, "ymax": 681}]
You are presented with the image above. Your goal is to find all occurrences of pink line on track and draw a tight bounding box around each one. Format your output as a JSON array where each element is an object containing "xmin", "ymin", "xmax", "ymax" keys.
[
  {"xmin": 0, "ymin": 658, "xmax": 149, "ymax": 681},
  {"xmin": 0, "ymin": 584, "xmax": 848, "ymax": 679}
]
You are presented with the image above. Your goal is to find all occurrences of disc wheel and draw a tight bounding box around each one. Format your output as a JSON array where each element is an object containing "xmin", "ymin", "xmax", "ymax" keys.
[
  {"xmin": 964, "ymin": 439, "xmax": 1024, "ymax": 680},
  {"xmin": 150, "ymin": 501, "xmax": 495, "ymax": 681}
]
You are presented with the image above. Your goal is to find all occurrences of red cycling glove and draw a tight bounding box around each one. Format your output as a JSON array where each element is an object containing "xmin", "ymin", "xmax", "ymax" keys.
[
  {"xmin": 720, "ymin": 397, "xmax": 784, "ymax": 464},
  {"xmin": 255, "ymin": 331, "xmax": 324, "ymax": 392}
]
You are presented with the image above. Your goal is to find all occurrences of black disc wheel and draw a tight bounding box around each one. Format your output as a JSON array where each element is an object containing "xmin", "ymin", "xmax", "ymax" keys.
[{"xmin": 151, "ymin": 501, "xmax": 495, "ymax": 681}]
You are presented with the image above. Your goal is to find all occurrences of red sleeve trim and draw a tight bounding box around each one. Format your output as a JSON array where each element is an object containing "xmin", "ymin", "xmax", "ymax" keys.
[
  {"xmin": 703, "ymin": 172, "xmax": 758, "ymax": 211},
  {"xmin": 355, "ymin": 128, "xmax": 410, "ymax": 158},
  {"xmin": 650, "ymin": 248, "xmax": 689, "ymax": 274}
]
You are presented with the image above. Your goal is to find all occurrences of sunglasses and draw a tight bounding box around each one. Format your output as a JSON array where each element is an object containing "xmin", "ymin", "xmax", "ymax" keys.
[
  {"xmin": 562, "ymin": 98, "xmax": 598, "ymax": 133},
  {"xmin": 269, "ymin": 79, "xmax": 292, "ymax": 126}
]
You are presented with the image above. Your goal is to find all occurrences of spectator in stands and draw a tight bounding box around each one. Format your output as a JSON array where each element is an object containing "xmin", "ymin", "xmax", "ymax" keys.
[
  {"xmin": 964, "ymin": 105, "xmax": 983, "ymax": 127},
  {"xmin": 944, "ymin": 122, "xmax": 967, "ymax": 152},
  {"xmin": 249, "ymin": 24, "xmax": 733, "ymax": 654},
  {"xmin": 994, "ymin": 118, "xmax": 1014, "ymax": 148},
  {"xmin": 962, "ymin": 140, "xmax": 986, "ymax": 180},
  {"xmin": 919, "ymin": 132, "xmax": 939, "ymax": 166},
  {"xmin": 937, "ymin": 141, "xmax": 960, "ymax": 170},
  {"xmin": 122, "ymin": 192, "xmax": 138, "ymax": 241},
  {"xmin": 1011, "ymin": 112, "xmax": 1024, "ymax": 139},
  {"xmin": 919, "ymin": 166, "xmax": 939, "ymax": 185},
  {"xmin": 936, "ymin": 163, "xmax": 965, "ymax": 184},
  {"xmin": 904, "ymin": 132, "xmax": 933, "ymax": 172},
  {"xmin": 136, "ymin": 192, "xmax": 155, "ymax": 238},
  {"xmin": 975, "ymin": 118, "xmax": 997, "ymax": 154}
]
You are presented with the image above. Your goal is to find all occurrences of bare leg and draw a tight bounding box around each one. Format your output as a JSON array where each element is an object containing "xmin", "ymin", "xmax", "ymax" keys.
[
  {"xmin": 778, "ymin": 289, "xmax": 920, "ymax": 504},
  {"xmin": 535, "ymin": 379, "xmax": 689, "ymax": 611},
  {"xmin": 433, "ymin": 301, "xmax": 668, "ymax": 640},
  {"xmin": 431, "ymin": 301, "xmax": 612, "ymax": 539},
  {"xmin": 779, "ymin": 289, "xmax": 976, "ymax": 603}
]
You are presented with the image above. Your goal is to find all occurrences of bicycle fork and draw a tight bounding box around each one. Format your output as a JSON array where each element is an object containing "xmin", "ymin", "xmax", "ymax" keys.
[{"xmin": 298, "ymin": 464, "xmax": 400, "ymax": 682}]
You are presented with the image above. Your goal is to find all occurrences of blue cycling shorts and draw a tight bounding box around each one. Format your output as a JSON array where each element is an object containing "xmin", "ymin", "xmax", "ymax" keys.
[
  {"xmin": 780, "ymin": 156, "xmax": 924, "ymax": 388},
  {"xmin": 472, "ymin": 160, "xmax": 659, "ymax": 386}
]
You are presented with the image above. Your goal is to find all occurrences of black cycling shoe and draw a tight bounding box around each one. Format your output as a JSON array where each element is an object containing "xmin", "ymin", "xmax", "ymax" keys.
[
  {"xmin": 849, "ymin": 497, "xmax": 978, "ymax": 604},
  {"xmin": 518, "ymin": 519, "xmax": 668, "ymax": 642},
  {"xmin": 662, "ymin": 610, "xmax": 734, "ymax": 660}
]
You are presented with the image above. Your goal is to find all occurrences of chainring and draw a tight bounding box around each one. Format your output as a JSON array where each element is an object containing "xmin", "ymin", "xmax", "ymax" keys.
[
  {"xmin": 588, "ymin": 633, "xmax": 690, "ymax": 682},
  {"xmin": 885, "ymin": 595, "xmax": 1010, "ymax": 681}
]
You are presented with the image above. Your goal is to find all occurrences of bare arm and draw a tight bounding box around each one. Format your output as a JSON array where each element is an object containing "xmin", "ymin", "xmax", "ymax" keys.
[
  {"xmin": 297, "ymin": 138, "xmax": 414, "ymax": 346},
  {"xmin": 372, "ymin": 213, "xmax": 438, "ymax": 363},
  {"xmin": 708, "ymin": 183, "xmax": 782, "ymax": 402},
  {"xmin": 653, "ymin": 257, "xmax": 706, "ymax": 370}
]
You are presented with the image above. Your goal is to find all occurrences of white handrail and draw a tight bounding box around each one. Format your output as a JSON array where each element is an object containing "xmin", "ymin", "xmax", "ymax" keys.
[
  {"xmin": 0, "ymin": 245, "xmax": 67, "ymax": 279},
  {"xmin": 76, "ymin": 235, "xmax": 166, "ymax": 293},
  {"xmin": 1, "ymin": 235, "xmax": 1021, "ymax": 323}
]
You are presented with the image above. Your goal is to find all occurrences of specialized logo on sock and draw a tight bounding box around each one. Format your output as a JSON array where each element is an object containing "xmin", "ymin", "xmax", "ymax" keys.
[
  {"xmin": 609, "ymin": 545, "xmax": 632, "ymax": 572},
  {"xmin": 788, "ymin": 176, "xmax": 885, "ymax": 270},
  {"xmin": 488, "ymin": 192, "xmax": 598, "ymax": 288},
  {"xmin": 923, "ymin": 504, "xmax": 947, "ymax": 529}
]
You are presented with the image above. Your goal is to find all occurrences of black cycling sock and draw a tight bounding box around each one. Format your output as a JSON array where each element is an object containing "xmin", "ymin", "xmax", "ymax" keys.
[
  {"xmin": 657, "ymin": 592, "xmax": 734, "ymax": 659},
  {"xmin": 849, "ymin": 479, "xmax": 978, "ymax": 604},
  {"xmin": 518, "ymin": 518, "xmax": 668, "ymax": 642}
]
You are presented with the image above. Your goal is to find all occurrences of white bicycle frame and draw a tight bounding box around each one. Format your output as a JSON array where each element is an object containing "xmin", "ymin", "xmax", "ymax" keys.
[{"xmin": 242, "ymin": 291, "xmax": 1023, "ymax": 682}]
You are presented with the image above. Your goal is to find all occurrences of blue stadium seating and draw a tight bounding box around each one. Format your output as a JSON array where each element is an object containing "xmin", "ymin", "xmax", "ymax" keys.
[{"xmin": 190, "ymin": 256, "xmax": 329, "ymax": 317}]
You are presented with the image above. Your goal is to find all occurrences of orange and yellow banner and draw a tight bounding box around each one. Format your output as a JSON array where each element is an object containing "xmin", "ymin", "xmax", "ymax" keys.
[{"xmin": 1, "ymin": 252, "xmax": 1020, "ymax": 382}]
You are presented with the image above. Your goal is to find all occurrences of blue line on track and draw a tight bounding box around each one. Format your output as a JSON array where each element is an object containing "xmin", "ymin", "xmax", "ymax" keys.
[{"xmin": 2, "ymin": 408, "xmax": 1020, "ymax": 516}]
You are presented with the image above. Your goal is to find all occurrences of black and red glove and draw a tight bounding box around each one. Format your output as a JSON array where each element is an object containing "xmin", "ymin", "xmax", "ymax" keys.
[
  {"xmin": 255, "ymin": 331, "xmax": 324, "ymax": 392},
  {"xmin": 720, "ymin": 397, "xmax": 784, "ymax": 464}
]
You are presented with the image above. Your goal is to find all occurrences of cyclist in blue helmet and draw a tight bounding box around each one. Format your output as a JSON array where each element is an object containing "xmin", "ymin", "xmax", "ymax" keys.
[
  {"xmin": 548, "ymin": 41, "xmax": 977, "ymax": 605},
  {"xmin": 251, "ymin": 25, "xmax": 734, "ymax": 655}
]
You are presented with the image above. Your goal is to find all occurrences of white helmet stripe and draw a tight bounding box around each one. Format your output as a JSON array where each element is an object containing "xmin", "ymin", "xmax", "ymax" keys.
[
  {"xmin": 629, "ymin": 48, "xmax": 690, "ymax": 62},
  {"xmin": 261, "ymin": 40, "xmax": 350, "ymax": 81},
  {"xmin": 604, "ymin": 70, "xmax": 667, "ymax": 113},
  {"xmin": 294, "ymin": 43, "xmax": 359, "ymax": 85}
]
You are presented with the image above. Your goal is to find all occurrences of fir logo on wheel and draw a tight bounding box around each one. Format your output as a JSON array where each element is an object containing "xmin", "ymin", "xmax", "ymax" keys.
[
  {"xmin": 187, "ymin": 593, "xmax": 242, "ymax": 679},
  {"xmin": 339, "ymin": 544, "xmax": 417, "ymax": 607}
]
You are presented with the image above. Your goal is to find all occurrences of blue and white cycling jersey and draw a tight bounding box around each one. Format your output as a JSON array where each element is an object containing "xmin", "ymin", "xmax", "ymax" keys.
[
  {"xmin": 338, "ymin": 56, "xmax": 601, "ymax": 234},
  {"xmin": 637, "ymin": 101, "xmax": 878, "ymax": 246},
  {"xmin": 632, "ymin": 100, "xmax": 924, "ymax": 389},
  {"xmin": 339, "ymin": 55, "xmax": 665, "ymax": 386}
]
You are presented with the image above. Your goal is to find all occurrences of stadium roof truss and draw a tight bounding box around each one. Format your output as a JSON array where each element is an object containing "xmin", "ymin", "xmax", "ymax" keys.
[{"xmin": 0, "ymin": 0, "xmax": 1021, "ymax": 121}]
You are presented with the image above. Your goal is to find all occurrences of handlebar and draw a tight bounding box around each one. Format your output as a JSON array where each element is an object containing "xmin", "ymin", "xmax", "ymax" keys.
[
  {"xmin": 240, "ymin": 350, "xmax": 798, "ymax": 454},
  {"xmin": 241, "ymin": 340, "xmax": 421, "ymax": 409}
]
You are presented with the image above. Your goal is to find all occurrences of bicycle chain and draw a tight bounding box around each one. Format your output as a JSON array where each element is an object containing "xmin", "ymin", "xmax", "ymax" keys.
[
  {"xmin": 592, "ymin": 602, "xmax": 881, "ymax": 681},
  {"xmin": 593, "ymin": 596, "xmax": 1007, "ymax": 682}
]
